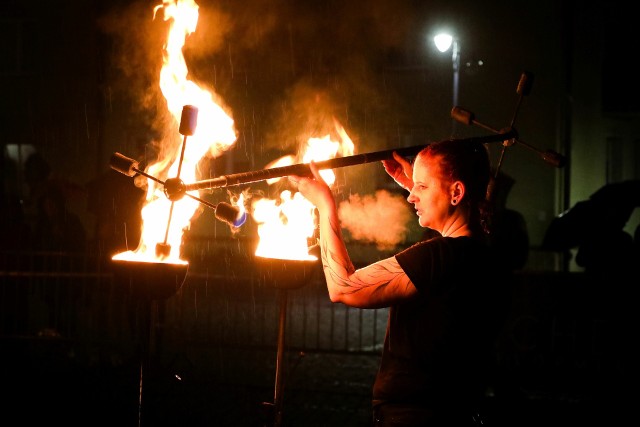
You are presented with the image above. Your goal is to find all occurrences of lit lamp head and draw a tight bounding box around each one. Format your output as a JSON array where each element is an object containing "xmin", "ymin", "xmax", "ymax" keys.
[{"xmin": 433, "ymin": 33, "xmax": 454, "ymax": 52}]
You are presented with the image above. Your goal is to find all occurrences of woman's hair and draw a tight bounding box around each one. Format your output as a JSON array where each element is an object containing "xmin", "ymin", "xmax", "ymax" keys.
[{"xmin": 420, "ymin": 140, "xmax": 493, "ymax": 234}]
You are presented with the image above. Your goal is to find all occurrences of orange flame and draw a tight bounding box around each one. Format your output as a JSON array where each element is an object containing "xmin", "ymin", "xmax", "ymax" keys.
[
  {"xmin": 114, "ymin": 0, "xmax": 237, "ymax": 264},
  {"xmin": 252, "ymin": 120, "xmax": 354, "ymax": 261}
]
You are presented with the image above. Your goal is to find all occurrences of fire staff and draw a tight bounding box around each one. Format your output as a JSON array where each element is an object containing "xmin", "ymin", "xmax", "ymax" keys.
[{"xmin": 290, "ymin": 139, "xmax": 511, "ymax": 426}]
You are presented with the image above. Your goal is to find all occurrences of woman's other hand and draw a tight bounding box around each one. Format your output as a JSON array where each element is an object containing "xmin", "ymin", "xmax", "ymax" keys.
[
  {"xmin": 382, "ymin": 151, "xmax": 414, "ymax": 191},
  {"xmin": 289, "ymin": 161, "xmax": 335, "ymax": 212}
]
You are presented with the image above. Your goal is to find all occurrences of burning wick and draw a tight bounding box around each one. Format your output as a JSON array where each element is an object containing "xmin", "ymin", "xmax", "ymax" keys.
[{"xmin": 215, "ymin": 202, "xmax": 247, "ymax": 228}]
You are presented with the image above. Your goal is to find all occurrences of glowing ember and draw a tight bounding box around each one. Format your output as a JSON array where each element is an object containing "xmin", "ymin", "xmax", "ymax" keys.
[
  {"xmin": 114, "ymin": 0, "xmax": 237, "ymax": 264},
  {"xmin": 252, "ymin": 120, "xmax": 354, "ymax": 261}
]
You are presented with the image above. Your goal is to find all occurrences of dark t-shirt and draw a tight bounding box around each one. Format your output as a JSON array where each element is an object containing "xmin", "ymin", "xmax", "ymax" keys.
[{"xmin": 373, "ymin": 236, "xmax": 510, "ymax": 414}]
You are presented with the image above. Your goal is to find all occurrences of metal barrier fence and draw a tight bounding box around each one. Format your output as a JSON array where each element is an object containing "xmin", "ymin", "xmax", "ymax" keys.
[
  {"xmin": 1, "ymin": 247, "xmax": 633, "ymax": 426},
  {"xmin": 1, "ymin": 246, "xmax": 630, "ymax": 380},
  {"xmin": 0, "ymin": 249, "xmax": 388, "ymax": 364}
]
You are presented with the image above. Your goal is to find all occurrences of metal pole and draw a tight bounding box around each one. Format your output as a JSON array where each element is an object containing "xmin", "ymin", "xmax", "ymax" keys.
[
  {"xmin": 273, "ymin": 289, "xmax": 288, "ymax": 427},
  {"xmin": 451, "ymin": 39, "xmax": 460, "ymax": 135},
  {"xmin": 182, "ymin": 131, "xmax": 515, "ymax": 192}
]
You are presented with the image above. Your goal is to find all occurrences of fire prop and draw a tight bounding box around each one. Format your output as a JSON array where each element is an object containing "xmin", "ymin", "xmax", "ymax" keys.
[
  {"xmin": 248, "ymin": 127, "xmax": 354, "ymax": 424},
  {"xmin": 249, "ymin": 123, "xmax": 352, "ymax": 425},
  {"xmin": 255, "ymin": 256, "xmax": 318, "ymax": 426},
  {"xmin": 107, "ymin": 2, "xmax": 242, "ymax": 425},
  {"xmin": 155, "ymin": 131, "xmax": 516, "ymax": 198},
  {"xmin": 112, "ymin": 0, "xmax": 239, "ymax": 269},
  {"xmin": 142, "ymin": 72, "xmax": 564, "ymax": 203}
]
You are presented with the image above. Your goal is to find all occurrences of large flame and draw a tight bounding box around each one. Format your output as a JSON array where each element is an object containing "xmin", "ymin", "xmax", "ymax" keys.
[
  {"xmin": 252, "ymin": 120, "xmax": 354, "ymax": 261},
  {"xmin": 114, "ymin": 0, "xmax": 237, "ymax": 264}
]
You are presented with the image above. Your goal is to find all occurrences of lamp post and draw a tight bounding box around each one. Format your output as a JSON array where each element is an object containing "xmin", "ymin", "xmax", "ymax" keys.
[{"xmin": 434, "ymin": 33, "xmax": 460, "ymax": 133}]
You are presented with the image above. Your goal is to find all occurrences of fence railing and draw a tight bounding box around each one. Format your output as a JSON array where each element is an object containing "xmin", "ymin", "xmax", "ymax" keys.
[
  {"xmin": 0, "ymin": 249, "xmax": 388, "ymax": 364},
  {"xmin": 1, "ymin": 247, "xmax": 629, "ymax": 386}
]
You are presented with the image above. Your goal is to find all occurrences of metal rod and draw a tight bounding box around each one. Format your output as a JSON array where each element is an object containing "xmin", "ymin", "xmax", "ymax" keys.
[
  {"xmin": 176, "ymin": 135, "xmax": 188, "ymax": 178},
  {"xmin": 184, "ymin": 131, "xmax": 515, "ymax": 191},
  {"xmin": 451, "ymin": 106, "xmax": 565, "ymax": 168},
  {"xmin": 127, "ymin": 166, "xmax": 218, "ymax": 210},
  {"xmin": 132, "ymin": 167, "xmax": 164, "ymax": 185},
  {"xmin": 273, "ymin": 289, "xmax": 287, "ymax": 427},
  {"xmin": 160, "ymin": 134, "xmax": 190, "ymax": 252}
]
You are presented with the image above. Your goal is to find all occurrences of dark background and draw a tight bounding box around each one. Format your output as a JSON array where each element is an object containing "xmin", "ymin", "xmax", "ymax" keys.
[
  {"xmin": 1, "ymin": 0, "xmax": 638, "ymax": 425},
  {"xmin": 2, "ymin": 0, "xmax": 638, "ymax": 261}
]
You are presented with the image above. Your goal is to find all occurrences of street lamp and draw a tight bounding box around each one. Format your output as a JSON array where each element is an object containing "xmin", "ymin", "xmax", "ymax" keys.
[{"xmin": 434, "ymin": 32, "xmax": 460, "ymax": 133}]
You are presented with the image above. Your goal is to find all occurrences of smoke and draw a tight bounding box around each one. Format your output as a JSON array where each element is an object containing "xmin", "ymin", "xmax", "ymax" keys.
[
  {"xmin": 98, "ymin": 0, "xmax": 427, "ymax": 156},
  {"xmin": 97, "ymin": 0, "xmax": 428, "ymax": 242},
  {"xmin": 338, "ymin": 189, "xmax": 413, "ymax": 250},
  {"xmin": 98, "ymin": 2, "xmax": 165, "ymax": 102}
]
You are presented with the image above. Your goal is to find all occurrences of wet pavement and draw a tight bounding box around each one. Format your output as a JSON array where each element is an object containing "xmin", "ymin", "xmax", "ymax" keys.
[{"xmin": 1, "ymin": 336, "xmax": 631, "ymax": 427}]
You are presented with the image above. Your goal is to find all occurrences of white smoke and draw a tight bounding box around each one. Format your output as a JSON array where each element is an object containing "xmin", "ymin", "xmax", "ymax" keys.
[{"xmin": 338, "ymin": 189, "xmax": 413, "ymax": 250}]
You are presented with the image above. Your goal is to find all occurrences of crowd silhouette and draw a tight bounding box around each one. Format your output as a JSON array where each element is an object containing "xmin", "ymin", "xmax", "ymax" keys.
[{"xmin": 1, "ymin": 148, "xmax": 144, "ymax": 257}]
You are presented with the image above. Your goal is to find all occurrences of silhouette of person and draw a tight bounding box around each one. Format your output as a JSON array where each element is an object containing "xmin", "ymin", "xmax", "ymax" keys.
[
  {"xmin": 486, "ymin": 171, "xmax": 530, "ymax": 271},
  {"xmin": 543, "ymin": 179, "xmax": 640, "ymax": 275},
  {"xmin": 86, "ymin": 169, "xmax": 145, "ymax": 258},
  {"xmin": 543, "ymin": 180, "xmax": 639, "ymax": 403},
  {"xmin": 23, "ymin": 152, "xmax": 87, "ymax": 252},
  {"xmin": 32, "ymin": 181, "xmax": 87, "ymax": 252},
  {"xmin": 22, "ymin": 152, "xmax": 52, "ymax": 230},
  {"xmin": 1, "ymin": 152, "xmax": 31, "ymax": 251}
]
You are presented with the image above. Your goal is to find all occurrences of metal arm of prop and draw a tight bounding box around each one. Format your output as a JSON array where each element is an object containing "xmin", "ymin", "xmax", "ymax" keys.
[
  {"xmin": 109, "ymin": 152, "xmax": 245, "ymax": 227},
  {"xmin": 452, "ymin": 106, "xmax": 566, "ymax": 169}
]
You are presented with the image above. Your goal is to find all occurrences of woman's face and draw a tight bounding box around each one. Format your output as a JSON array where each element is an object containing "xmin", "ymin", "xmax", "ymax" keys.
[{"xmin": 406, "ymin": 154, "xmax": 452, "ymax": 231}]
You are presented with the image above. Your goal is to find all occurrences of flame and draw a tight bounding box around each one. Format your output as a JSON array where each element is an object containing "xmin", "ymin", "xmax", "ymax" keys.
[
  {"xmin": 252, "ymin": 120, "xmax": 354, "ymax": 261},
  {"xmin": 114, "ymin": 0, "xmax": 237, "ymax": 264}
]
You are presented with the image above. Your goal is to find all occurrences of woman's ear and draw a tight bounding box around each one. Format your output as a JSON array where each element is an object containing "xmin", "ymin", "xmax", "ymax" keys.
[{"xmin": 450, "ymin": 181, "xmax": 465, "ymax": 205}]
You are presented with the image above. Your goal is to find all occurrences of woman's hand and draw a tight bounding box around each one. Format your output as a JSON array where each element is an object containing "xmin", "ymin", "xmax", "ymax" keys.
[
  {"xmin": 382, "ymin": 151, "xmax": 414, "ymax": 191},
  {"xmin": 289, "ymin": 161, "xmax": 335, "ymax": 212}
]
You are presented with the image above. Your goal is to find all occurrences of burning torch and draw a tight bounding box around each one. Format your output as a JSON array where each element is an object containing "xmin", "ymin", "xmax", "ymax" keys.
[{"xmin": 110, "ymin": 106, "xmax": 247, "ymax": 241}]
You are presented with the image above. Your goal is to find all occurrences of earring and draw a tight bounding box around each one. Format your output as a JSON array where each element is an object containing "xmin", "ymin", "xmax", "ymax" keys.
[{"xmin": 451, "ymin": 199, "xmax": 457, "ymax": 205}]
